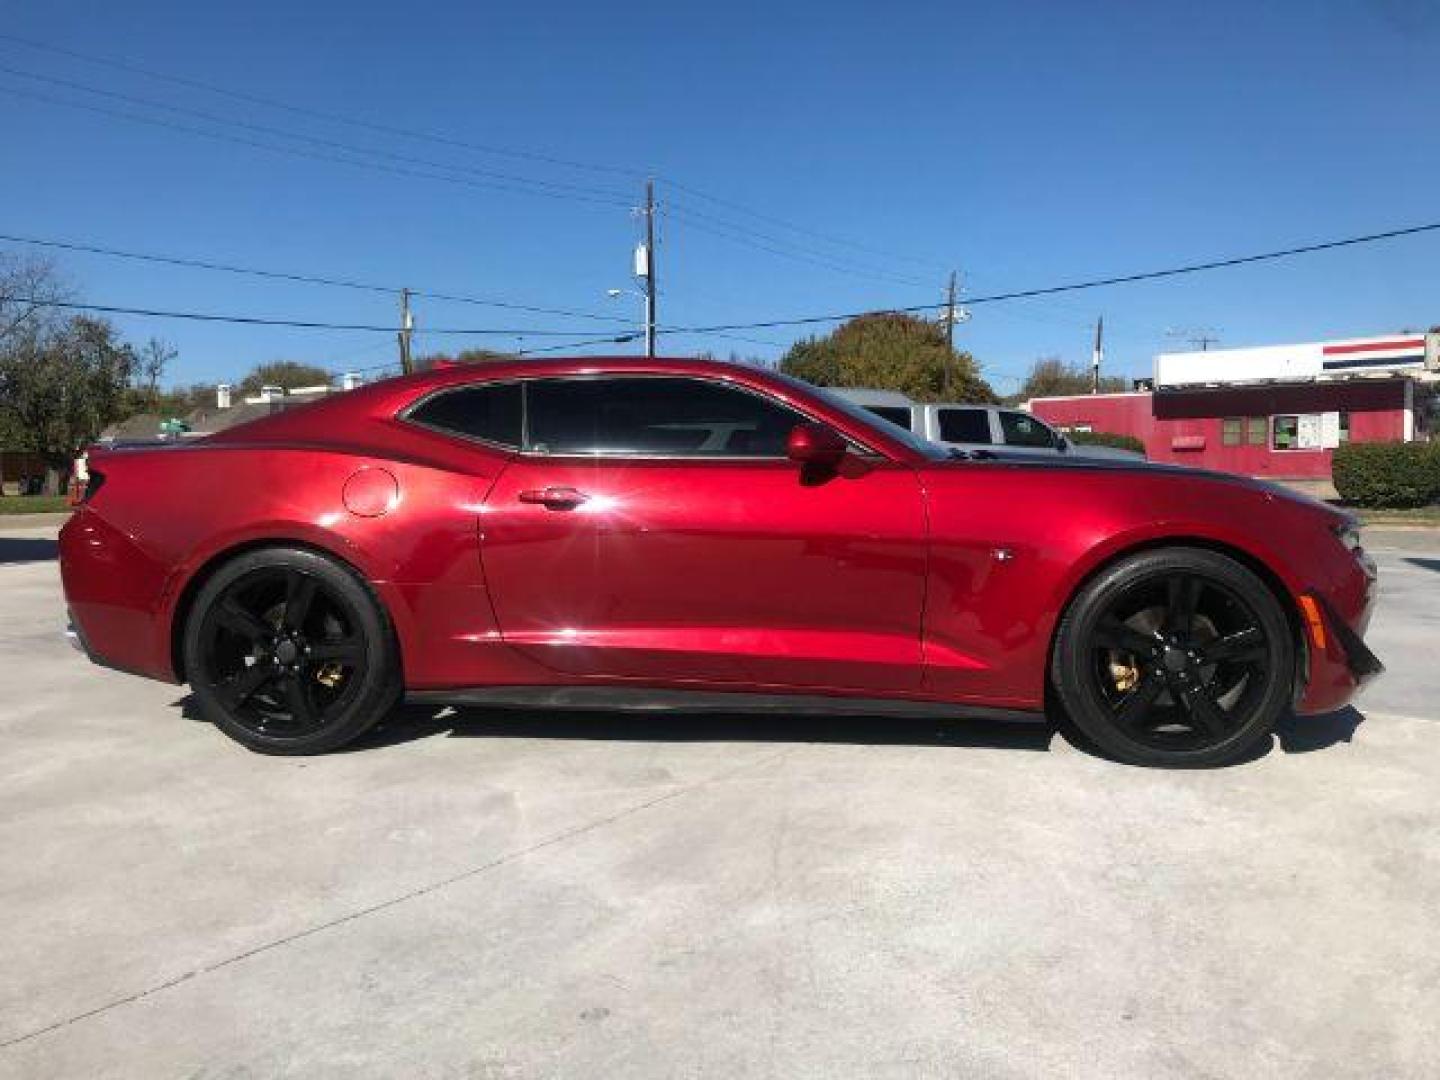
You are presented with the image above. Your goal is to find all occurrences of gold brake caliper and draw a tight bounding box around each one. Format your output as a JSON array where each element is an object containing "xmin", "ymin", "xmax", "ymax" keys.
[{"xmin": 1109, "ymin": 654, "xmax": 1140, "ymax": 692}]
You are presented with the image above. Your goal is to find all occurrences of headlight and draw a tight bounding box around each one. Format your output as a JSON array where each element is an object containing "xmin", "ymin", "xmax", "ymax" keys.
[{"xmin": 1334, "ymin": 519, "xmax": 1363, "ymax": 553}]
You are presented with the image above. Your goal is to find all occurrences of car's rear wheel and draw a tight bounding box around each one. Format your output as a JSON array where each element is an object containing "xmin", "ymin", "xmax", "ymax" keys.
[
  {"xmin": 1051, "ymin": 547, "xmax": 1294, "ymax": 767},
  {"xmin": 183, "ymin": 547, "xmax": 400, "ymax": 754}
]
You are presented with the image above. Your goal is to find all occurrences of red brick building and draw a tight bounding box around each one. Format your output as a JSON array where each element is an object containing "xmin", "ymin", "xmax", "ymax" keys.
[{"xmin": 1030, "ymin": 333, "xmax": 1434, "ymax": 480}]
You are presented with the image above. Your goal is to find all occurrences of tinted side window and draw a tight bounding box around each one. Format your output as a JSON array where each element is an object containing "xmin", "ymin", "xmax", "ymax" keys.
[
  {"xmin": 525, "ymin": 377, "xmax": 806, "ymax": 457},
  {"xmin": 408, "ymin": 383, "xmax": 522, "ymax": 446},
  {"xmin": 937, "ymin": 408, "xmax": 992, "ymax": 444},
  {"xmin": 999, "ymin": 411, "xmax": 1058, "ymax": 448},
  {"xmin": 865, "ymin": 405, "xmax": 915, "ymax": 431}
]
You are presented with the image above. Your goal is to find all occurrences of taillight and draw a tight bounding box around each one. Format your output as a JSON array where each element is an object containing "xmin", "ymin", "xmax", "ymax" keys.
[{"xmin": 74, "ymin": 469, "xmax": 105, "ymax": 506}]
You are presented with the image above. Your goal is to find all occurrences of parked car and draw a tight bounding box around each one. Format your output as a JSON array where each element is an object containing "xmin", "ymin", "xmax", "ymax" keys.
[
  {"xmin": 834, "ymin": 389, "xmax": 1142, "ymax": 459},
  {"xmin": 60, "ymin": 357, "xmax": 1380, "ymax": 767}
]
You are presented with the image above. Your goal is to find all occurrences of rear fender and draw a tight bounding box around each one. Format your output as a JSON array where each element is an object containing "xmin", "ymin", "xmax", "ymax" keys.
[{"xmin": 162, "ymin": 520, "xmax": 416, "ymax": 683}]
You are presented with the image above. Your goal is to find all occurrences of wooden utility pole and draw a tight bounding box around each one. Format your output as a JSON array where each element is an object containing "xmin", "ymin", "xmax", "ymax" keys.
[
  {"xmin": 944, "ymin": 270, "xmax": 958, "ymax": 397},
  {"xmin": 643, "ymin": 180, "xmax": 658, "ymax": 358},
  {"xmin": 1091, "ymin": 315, "xmax": 1104, "ymax": 393},
  {"xmin": 398, "ymin": 288, "xmax": 414, "ymax": 375}
]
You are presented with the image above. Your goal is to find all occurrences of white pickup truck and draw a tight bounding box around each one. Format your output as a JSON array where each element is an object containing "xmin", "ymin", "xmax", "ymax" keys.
[{"xmin": 835, "ymin": 389, "xmax": 1142, "ymax": 459}]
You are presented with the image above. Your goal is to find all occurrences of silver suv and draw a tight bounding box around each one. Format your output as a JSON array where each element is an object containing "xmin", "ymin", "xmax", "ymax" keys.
[{"xmin": 834, "ymin": 389, "xmax": 1140, "ymax": 459}]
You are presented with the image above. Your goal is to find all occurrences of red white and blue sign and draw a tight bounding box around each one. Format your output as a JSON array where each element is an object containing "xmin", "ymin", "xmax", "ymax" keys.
[{"xmin": 1321, "ymin": 337, "xmax": 1426, "ymax": 371}]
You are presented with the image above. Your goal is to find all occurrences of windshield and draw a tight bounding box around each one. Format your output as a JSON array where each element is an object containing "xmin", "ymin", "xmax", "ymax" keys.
[{"xmin": 765, "ymin": 372, "xmax": 948, "ymax": 459}]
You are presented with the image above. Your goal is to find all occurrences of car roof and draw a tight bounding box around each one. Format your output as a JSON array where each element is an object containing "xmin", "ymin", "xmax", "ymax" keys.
[{"xmin": 201, "ymin": 356, "xmax": 934, "ymax": 465}]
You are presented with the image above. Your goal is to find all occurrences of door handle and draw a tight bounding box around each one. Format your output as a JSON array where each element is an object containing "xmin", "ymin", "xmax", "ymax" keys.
[{"xmin": 518, "ymin": 486, "xmax": 589, "ymax": 509}]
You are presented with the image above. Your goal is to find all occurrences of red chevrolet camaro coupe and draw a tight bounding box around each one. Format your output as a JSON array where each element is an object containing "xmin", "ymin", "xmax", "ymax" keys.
[{"xmin": 59, "ymin": 357, "xmax": 1381, "ymax": 766}]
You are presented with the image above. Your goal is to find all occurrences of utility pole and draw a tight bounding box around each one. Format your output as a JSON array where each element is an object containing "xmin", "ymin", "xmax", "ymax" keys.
[
  {"xmin": 944, "ymin": 270, "xmax": 958, "ymax": 397},
  {"xmin": 1165, "ymin": 326, "xmax": 1220, "ymax": 353},
  {"xmin": 626, "ymin": 181, "xmax": 658, "ymax": 358},
  {"xmin": 1091, "ymin": 315, "xmax": 1104, "ymax": 394},
  {"xmin": 397, "ymin": 288, "xmax": 414, "ymax": 375},
  {"xmin": 641, "ymin": 180, "xmax": 658, "ymax": 358}
]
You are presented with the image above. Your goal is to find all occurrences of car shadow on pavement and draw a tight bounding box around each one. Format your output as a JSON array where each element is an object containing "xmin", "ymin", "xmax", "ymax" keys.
[
  {"xmin": 173, "ymin": 697, "xmax": 1367, "ymax": 763},
  {"xmin": 1404, "ymin": 557, "xmax": 1440, "ymax": 574},
  {"xmin": 351, "ymin": 705, "xmax": 1060, "ymax": 754},
  {"xmin": 1055, "ymin": 706, "xmax": 1366, "ymax": 767},
  {"xmin": 0, "ymin": 536, "xmax": 58, "ymax": 564},
  {"xmin": 1272, "ymin": 706, "xmax": 1364, "ymax": 752}
]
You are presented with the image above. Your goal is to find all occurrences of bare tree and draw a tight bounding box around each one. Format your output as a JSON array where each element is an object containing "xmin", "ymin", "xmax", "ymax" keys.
[
  {"xmin": 0, "ymin": 253, "xmax": 71, "ymax": 347},
  {"xmin": 137, "ymin": 338, "xmax": 178, "ymax": 400}
]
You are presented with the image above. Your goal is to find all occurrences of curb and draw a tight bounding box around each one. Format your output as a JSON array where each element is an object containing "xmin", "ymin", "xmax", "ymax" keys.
[{"xmin": 0, "ymin": 512, "xmax": 72, "ymax": 529}]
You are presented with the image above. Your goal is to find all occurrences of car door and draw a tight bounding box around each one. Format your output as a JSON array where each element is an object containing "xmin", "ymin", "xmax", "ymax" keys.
[{"xmin": 480, "ymin": 374, "xmax": 928, "ymax": 692}]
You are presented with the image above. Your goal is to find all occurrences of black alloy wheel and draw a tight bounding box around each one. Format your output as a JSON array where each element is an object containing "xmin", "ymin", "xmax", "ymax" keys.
[
  {"xmin": 184, "ymin": 547, "xmax": 400, "ymax": 754},
  {"xmin": 1052, "ymin": 547, "xmax": 1295, "ymax": 767}
]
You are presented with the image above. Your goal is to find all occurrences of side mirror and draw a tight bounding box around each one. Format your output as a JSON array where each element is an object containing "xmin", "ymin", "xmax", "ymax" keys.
[
  {"xmin": 787, "ymin": 422, "xmax": 847, "ymax": 468},
  {"xmin": 1057, "ymin": 434, "xmax": 1070, "ymax": 453}
]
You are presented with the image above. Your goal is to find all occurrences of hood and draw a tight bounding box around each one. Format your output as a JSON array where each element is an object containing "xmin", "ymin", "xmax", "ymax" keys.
[{"xmin": 932, "ymin": 449, "xmax": 1345, "ymax": 518}]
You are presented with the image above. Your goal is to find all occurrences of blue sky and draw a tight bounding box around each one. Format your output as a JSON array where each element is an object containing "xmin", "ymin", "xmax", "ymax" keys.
[{"xmin": 1, "ymin": 0, "xmax": 1437, "ymax": 393}]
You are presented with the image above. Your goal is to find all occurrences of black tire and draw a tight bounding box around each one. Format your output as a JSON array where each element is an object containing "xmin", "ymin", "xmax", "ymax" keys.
[
  {"xmin": 1050, "ymin": 547, "xmax": 1294, "ymax": 767},
  {"xmin": 183, "ymin": 546, "xmax": 401, "ymax": 754}
]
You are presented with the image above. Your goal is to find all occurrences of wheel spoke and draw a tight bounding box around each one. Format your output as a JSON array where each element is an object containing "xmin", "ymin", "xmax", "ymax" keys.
[
  {"xmin": 1112, "ymin": 669, "xmax": 1167, "ymax": 732},
  {"xmin": 307, "ymin": 637, "xmax": 363, "ymax": 664},
  {"xmin": 284, "ymin": 675, "xmax": 319, "ymax": 730},
  {"xmin": 283, "ymin": 573, "xmax": 318, "ymax": 633},
  {"xmin": 1164, "ymin": 575, "xmax": 1202, "ymax": 636},
  {"xmin": 1094, "ymin": 616, "xmax": 1159, "ymax": 656},
  {"xmin": 218, "ymin": 662, "xmax": 274, "ymax": 710},
  {"xmin": 1179, "ymin": 681, "xmax": 1230, "ymax": 737},
  {"xmin": 215, "ymin": 598, "xmax": 272, "ymax": 644},
  {"xmin": 1200, "ymin": 626, "xmax": 1266, "ymax": 665}
]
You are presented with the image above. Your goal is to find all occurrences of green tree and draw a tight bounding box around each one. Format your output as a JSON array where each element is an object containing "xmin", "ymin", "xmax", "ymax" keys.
[
  {"xmin": 238, "ymin": 360, "xmax": 334, "ymax": 395},
  {"xmin": 0, "ymin": 316, "xmax": 137, "ymax": 489},
  {"xmin": 779, "ymin": 313, "xmax": 996, "ymax": 403},
  {"xmin": 1018, "ymin": 356, "xmax": 1128, "ymax": 400}
]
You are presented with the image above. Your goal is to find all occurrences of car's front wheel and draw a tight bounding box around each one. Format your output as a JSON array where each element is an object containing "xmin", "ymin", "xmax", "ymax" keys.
[
  {"xmin": 1051, "ymin": 547, "xmax": 1295, "ymax": 767},
  {"xmin": 183, "ymin": 546, "xmax": 400, "ymax": 754}
]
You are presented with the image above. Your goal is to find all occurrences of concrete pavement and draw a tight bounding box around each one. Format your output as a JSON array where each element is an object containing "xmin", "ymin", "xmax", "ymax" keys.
[{"xmin": 1, "ymin": 526, "xmax": 1437, "ymax": 1078}]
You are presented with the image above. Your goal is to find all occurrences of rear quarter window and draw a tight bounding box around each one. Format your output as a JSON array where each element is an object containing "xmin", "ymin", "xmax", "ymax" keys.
[{"xmin": 406, "ymin": 383, "xmax": 523, "ymax": 447}]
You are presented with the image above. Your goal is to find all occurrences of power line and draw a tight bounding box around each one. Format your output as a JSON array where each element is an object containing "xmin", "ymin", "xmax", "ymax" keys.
[
  {"xmin": 0, "ymin": 85, "xmax": 634, "ymax": 210},
  {"xmin": 0, "ymin": 295, "xmax": 614, "ymax": 335},
  {"xmin": 0, "ymin": 293, "xmax": 776, "ymax": 354},
  {"xmin": 0, "ymin": 230, "xmax": 634, "ymax": 324},
  {"xmin": 0, "ymin": 229, "xmax": 780, "ymax": 350},
  {"xmin": 6, "ymin": 217, "xmax": 1435, "ymax": 353},
  {"xmin": 662, "ymin": 219, "xmax": 1440, "ymax": 335},
  {"xmin": 1, "ymin": 61, "xmax": 1078, "ymax": 319},
  {"xmin": 0, "ymin": 64, "xmax": 633, "ymax": 204},
  {"xmin": 0, "ymin": 31, "xmax": 648, "ymax": 181},
  {"xmin": 516, "ymin": 332, "xmax": 643, "ymax": 356},
  {"xmin": 664, "ymin": 178, "xmax": 948, "ymax": 272},
  {"xmin": 0, "ymin": 32, "xmax": 954, "ymax": 276},
  {"xmin": 665, "ymin": 204, "xmax": 932, "ymax": 290}
]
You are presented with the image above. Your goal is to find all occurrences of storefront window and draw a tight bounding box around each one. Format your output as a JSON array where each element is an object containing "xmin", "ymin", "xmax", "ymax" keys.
[
  {"xmin": 1246, "ymin": 417, "xmax": 1267, "ymax": 445},
  {"xmin": 1273, "ymin": 412, "xmax": 1349, "ymax": 451},
  {"xmin": 1222, "ymin": 417, "xmax": 1242, "ymax": 446},
  {"xmin": 1273, "ymin": 415, "xmax": 1299, "ymax": 450}
]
